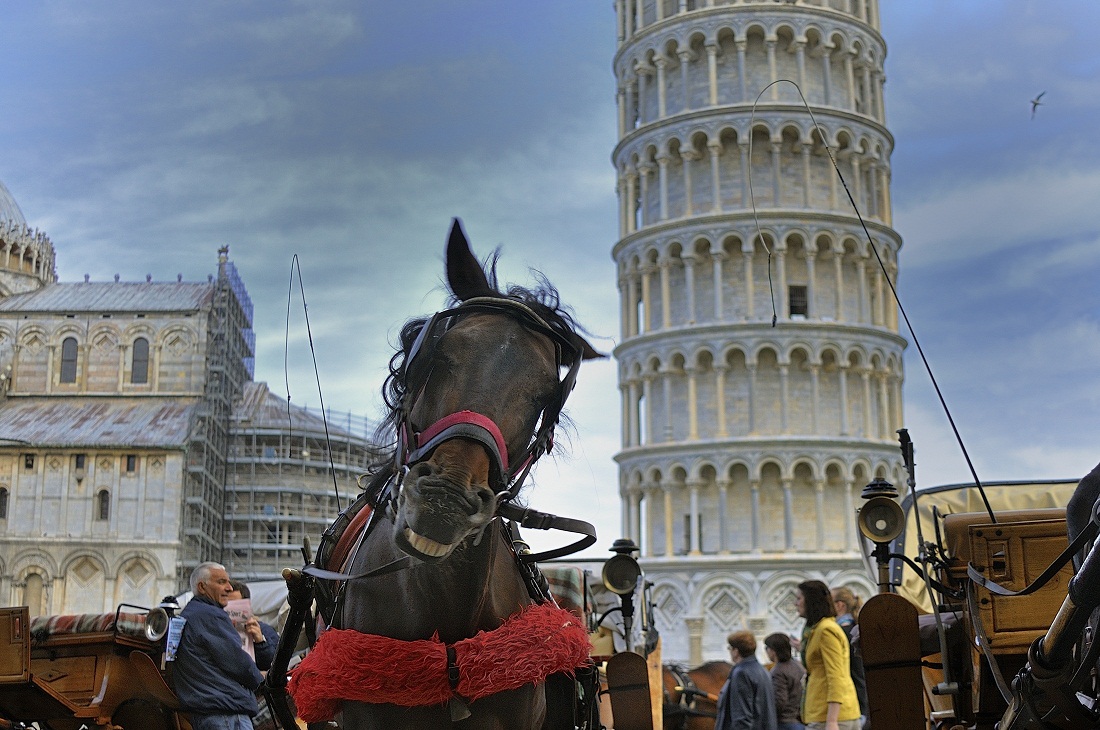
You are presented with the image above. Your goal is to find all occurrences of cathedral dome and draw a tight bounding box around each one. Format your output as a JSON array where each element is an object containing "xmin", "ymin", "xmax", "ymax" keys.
[{"xmin": 0, "ymin": 179, "xmax": 27, "ymax": 230}]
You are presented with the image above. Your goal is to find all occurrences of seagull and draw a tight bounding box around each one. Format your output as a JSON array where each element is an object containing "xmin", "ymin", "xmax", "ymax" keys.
[{"xmin": 1030, "ymin": 91, "xmax": 1045, "ymax": 119}]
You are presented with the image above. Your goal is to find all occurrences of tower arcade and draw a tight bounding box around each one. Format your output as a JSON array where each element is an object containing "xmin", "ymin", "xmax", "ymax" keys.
[{"xmin": 611, "ymin": 0, "xmax": 906, "ymax": 663}]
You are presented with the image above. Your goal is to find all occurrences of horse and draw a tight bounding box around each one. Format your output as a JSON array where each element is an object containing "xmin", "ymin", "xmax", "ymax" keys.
[
  {"xmin": 285, "ymin": 219, "xmax": 602, "ymax": 730},
  {"xmin": 662, "ymin": 661, "xmax": 733, "ymax": 730}
]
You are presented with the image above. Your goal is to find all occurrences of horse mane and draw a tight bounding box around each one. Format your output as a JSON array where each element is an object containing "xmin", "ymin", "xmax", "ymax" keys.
[{"xmin": 360, "ymin": 256, "xmax": 588, "ymax": 505}]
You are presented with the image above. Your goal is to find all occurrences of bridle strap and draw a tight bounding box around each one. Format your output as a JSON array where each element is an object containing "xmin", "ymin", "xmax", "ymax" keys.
[
  {"xmin": 405, "ymin": 410, "xmax": 510, "ymax": 478},
  {"xmin": 497, "ymin": 502, "xmax": 596, "ymax": 562},
  {"xmin": 396, "ymin": 296, "xmax": 585, "ymax": 497}
]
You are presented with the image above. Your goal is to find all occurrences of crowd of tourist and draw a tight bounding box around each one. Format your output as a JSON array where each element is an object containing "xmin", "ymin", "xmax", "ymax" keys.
[{"xmin": 714, "ymin": 580, "xmax": 868, "ymax": 730}]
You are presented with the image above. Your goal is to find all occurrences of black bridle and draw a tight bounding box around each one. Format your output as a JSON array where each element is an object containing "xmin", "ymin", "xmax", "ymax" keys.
[{"xmin": 395, "ymin": 296, "xmax": 584, "ymax": 502}]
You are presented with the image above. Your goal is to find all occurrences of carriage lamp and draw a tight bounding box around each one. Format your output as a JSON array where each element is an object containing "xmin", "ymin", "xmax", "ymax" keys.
[
  {"xmin": 858, "ymin": 478, "xmax": 905, "ymax": 593},
  {"xmin": 602, "ymin": 539, "xmax": 642, "ymax": 640}
]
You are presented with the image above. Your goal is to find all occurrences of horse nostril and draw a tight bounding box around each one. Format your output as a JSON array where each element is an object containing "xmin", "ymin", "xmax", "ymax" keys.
[{"xmin": 409, "ymin": 462, "xmax": 434, "ymax": 480}]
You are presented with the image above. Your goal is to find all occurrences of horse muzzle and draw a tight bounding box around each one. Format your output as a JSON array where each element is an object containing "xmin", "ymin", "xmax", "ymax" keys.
[{"xmin": 392, "ymin": 453, "xmax": 497, "ymax": 562}]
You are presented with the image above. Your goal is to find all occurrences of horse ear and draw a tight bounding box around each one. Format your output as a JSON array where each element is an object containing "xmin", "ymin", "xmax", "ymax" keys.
[
  {"xmin": 573, "ymin": 334, "xmax": 606, "ymax": 361},
  {"xmin": 446, "ymin": 218, "xmax": 493, "ymax": 301}
]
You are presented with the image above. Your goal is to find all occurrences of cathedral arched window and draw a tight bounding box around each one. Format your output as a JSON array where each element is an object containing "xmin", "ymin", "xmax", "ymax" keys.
[
  {"xmin": 0, "ymin": 487, "xmax": 8, "ymax": 519},
  {"xmin": 131, "ymin": 337, "xmax": 149, "ymax": 384},
  {"xmin": 60, "ymin": 337, "xmax": 78, "ymax": 383},
  {"xmin": 96, "ymin": 489, "xmax": 110, "ymax": 521}
]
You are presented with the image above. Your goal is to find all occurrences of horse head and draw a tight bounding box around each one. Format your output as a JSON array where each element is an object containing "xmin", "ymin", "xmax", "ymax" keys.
[{"xmin": 390, "ymin": 219, "xmax": 601, "ymax": 563}]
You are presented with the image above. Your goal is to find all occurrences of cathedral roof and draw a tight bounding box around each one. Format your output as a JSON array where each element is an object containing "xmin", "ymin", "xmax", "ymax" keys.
[
  {"xmin": 233, "ymin": 381, "xmax": 368, "ymax": 440},
  {"xmin": 0, "ymin": 179, "xmax": 27, "ymax": 230},
  {"xmin": 0, "ymin": 396, "xmax": 198, "ymax": 448},
  {"xmin": 0, "ymin": 281, "xmax": 214, "ymax": 313}
]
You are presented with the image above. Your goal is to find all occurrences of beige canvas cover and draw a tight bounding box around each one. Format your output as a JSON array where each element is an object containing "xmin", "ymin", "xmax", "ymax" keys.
[{"xmin": 878, "ymin": 480, "xmax": 1079, "ymax": 612}]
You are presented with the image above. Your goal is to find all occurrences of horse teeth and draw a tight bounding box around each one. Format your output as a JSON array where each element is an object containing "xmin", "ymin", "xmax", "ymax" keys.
[{"xmin": 404, "ymin": 527, "xmax": 452, "ymax": 558}]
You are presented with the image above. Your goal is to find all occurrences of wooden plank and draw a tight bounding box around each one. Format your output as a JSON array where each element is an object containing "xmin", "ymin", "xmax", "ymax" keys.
[
  {"xmin": 859, "ymin": 593, "xmax": 925, "ymax": 730},
  {"xmin": 606, "ymin": 651, "xmax": 654, "ymax": 730}
]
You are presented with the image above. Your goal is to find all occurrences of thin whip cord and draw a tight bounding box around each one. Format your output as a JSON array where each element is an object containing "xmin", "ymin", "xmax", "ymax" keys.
[
  {"xmin": 750, "ymin": 79, "xmax": 995, "ymax": 523},
  {"xmin": 746, "ymin": 88, "xmax": 779, "ymax": 327},
  {"xmin": 285, "ymin": 254, "xmax": 343, "ymax": 512}
]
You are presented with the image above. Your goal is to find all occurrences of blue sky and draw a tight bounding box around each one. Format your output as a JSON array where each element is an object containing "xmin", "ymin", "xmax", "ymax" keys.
[{"xmin": 1, "ymin": 1, "xmax": 1097, "ymax": 558}]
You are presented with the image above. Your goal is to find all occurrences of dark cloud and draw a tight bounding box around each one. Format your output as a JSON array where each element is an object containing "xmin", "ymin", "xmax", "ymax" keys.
[{"xmin": 1, "ymin": 1, "xmax": 1097, "ymax": 555}]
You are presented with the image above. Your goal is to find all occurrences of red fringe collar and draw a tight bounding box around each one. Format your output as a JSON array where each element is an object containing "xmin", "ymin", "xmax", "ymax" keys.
[{"xmin": 288, "ymin": 602, "xmax": 591, "ymax": 722}]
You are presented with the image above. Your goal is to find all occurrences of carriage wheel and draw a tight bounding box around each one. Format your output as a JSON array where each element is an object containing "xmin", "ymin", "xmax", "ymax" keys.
[{"xmin": 111, "ymin": 698, "xmax": 178, "ymax": 730}]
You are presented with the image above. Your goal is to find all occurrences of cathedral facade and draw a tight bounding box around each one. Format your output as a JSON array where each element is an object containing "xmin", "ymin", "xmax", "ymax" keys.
[
  {"xmin": 0, "ymin": 182, "xmax": 375, "ymax": 615},
  {"xmin": 611, "ymin": 0, "xmax": 904, "ymax": 663}
]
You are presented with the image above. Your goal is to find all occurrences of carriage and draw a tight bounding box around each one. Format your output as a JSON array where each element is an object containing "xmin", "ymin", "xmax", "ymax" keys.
[
  {"xmin": 0, "ymin": 602, "xmax": 183, "ymax": 730},
  {"xmin": 852, "ymin": 434, "xmax": 1100, "ymax": 730}
]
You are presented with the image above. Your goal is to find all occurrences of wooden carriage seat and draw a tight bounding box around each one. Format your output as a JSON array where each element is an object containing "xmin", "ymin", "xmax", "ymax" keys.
[{"xmin": 941, "ymin": 508, "xmax": 1071, "ymax": 723}]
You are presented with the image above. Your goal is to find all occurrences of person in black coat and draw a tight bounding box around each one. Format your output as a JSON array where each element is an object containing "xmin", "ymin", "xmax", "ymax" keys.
[
  {"xmin": 171, "ymin": 563, "xmax": 264, "ymax": 730},
  {"xmin": 715, "ymin": 630, "xmax": 778, "ymax": 730}
]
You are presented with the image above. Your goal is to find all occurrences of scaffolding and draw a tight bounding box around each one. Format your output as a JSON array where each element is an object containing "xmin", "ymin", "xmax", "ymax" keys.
[
  {"xmin": 179, "ymin": 251, "xmax": 255, "ymax": 585},
  {"xmin": 223, "ymin": 383, "xmax": 384, "ymax": 580}
]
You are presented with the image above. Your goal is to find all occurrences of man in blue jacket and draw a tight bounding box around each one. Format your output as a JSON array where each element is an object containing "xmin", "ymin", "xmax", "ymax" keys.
[
  {"xmin": 715, "ymin": 630, "xmax": 778, "ymax": 730},
  {"xmin": 172, "ymin": 562, "xmax": 264, "ymax": 730}
]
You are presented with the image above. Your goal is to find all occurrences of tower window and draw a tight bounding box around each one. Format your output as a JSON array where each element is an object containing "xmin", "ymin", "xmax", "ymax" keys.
[
  {"xmin": 789, "ymin": 285, "xmax": 808, "ymax": 318},
  {"xmin": 125, "ymin": 455, "xmax": 138, "ymax": 473},
  {"xmin": 23, "ymin": 454, "xmax": 34, "ymax": 470},
  {"xmin": 60, "ymin": 337, "xmax": 79, "ymax": 383},
  {"xmin": 131, "ymin": 337, "xmax": 149, "ymax": 384},
  {"xmin": 96, "ymin": 489, "xmax": 110, "ymax": 521},
  {"xmin": 0, "ymin": 487, "xmax": 8, "ymax": 519},
  {"xmin": 75, "ymin": 454, "xmax": 86, "ymax": 470}
]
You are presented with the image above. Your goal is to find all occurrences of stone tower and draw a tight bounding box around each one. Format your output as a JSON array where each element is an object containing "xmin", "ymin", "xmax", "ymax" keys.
[{"xmin": 611, "ymin": 0, "xmax": 906, "ymax": 663}]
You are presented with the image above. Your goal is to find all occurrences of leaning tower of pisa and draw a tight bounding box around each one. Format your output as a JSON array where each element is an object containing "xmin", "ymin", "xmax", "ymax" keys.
[{"xmin": 611, "ymin": 0, "xmax": 907, "ymax": 664}]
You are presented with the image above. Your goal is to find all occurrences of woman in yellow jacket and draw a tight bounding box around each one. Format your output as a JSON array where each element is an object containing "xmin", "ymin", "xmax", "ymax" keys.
[{"xmin": 796, "ymin": 580, "xmax": 861, "ymax": 730}]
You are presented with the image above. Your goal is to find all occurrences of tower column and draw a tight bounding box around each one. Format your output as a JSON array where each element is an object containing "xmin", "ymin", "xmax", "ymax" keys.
[
  {"xmin": 779, "ymin": 363, "xmax": 790, "ymax": 434},
  {"xmin": 687, "ymin": 479, "xmax": 702, "ymax": 554},
  {"xmin": 625, "ymin": 170, "xmax": 638, "ymax": 233},
  {"xmin": 781, "ymin": 478, "xmax": 794, "ymax": 550},
  {"xmin": 766, "ymin": 39, "xmax": 778, "ymax": 100},
  {"xmin": 681, "ymin": 146, "xmax": 700, "ymax": 217},
  {"xmin": 686, "ymin": 366, "xmax": 699, "ymax": 440},
  {"xmin": 861, "ymin": 368, "xmax": 873, "ymax": 437},
  {"xmin": 746, "ymin": 363, "xmax": 757, "ymax": 434},
  {"xmin": 717, "ymin": 478, "xmax": 730, "ymax": 553},
  {"xmin": 644, "ymin": 483, "xmax": 658, "ymax": 557},
  {"xmin": 845, "ymin": 478, "xmax": 857, "ymax": 550},
  {"xmin": 833, "ymin": 247, "xmax": 844, "ymax": 321},
  {"xmin": 708, "ymin": 140, "xmax": 723, "ymax": 212},
  {"xmin": 640, "ymin": 262, "xmax": 654, "ymax": 332},
  {"xmin": 743, "ymin": 248, "xmax": 755, "ymax": 321},
  {"xmin": 838, "ymin": 363, "xmax": 850, "ymax": 435},
  {"xmin": 711, "ymin": 248, "xmax": 726, "ymax": 320},
  {"xmin": 682, "ymin": 252, "xmax": 697, "ymax": 323},
  {"xmin": 714, "ymin": 364, "xmax": 728, "ymax": 437},
  {"xmin": 661, "ymin": 368, "xmax": 674, "ymax": 441},
  {"xmin": 656, "ymin": 153, "xmax": 670, "ymax": 221},
  {"xmin": 815, "ymin": 480, "xmax": 826, "ymax": 549},
  {"xmin": 678, "ymin": 49, "xmax": 694, "ymax": 113},
  {"xmin": 750, "ymin": 479, "xmax": 761, "ymax": 551},
  {"xmin": 736, "ymin": 41, "xmax": 748, "ymax": 101},
  {"xmin": 809, "ymin": 363, "xmax": 820, "ymax": 434},
  {"xmin": 805, "ymin": 245, "xmax": 817, "ymax": 318},
  {"xmin": 663, "ymin": 485, "xmax": 674, "ymax": 557},
  {"xmin": 705, "ymin": 43, "xmax": 719, "ymax": 106},
  {"xmin": 801, "ymin": 143, "xmax": 813, "ymax": 208},
  {"xmin": 638, "ymin": 162, "xmax": 653, "ymax": 228},
  {"xmin": 659, "ymin": 254, "xmax": 672, "ymax": 329}
]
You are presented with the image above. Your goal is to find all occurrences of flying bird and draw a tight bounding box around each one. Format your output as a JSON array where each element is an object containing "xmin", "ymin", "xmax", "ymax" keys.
[{"xmin": 1030, "ymin": 91, "xmax": 1045, "ymax": 119}]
